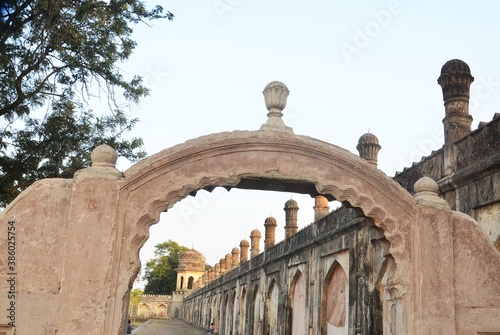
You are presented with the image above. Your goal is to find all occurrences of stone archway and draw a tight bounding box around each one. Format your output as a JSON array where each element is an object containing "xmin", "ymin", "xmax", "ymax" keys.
[
  {"xmin": 0, "ymin": 129, "xmax": 418, "ymax": 335},
  {"xmin": 105, "ymin": 130, "xmax": 416, "ymax": 334},
  {"xmin": 2, "ymin": 77, "xmax": 499, "ymax": 334}
]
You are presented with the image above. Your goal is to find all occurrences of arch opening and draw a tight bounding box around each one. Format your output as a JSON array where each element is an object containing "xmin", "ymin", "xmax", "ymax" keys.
[{"xmin": 114, "ymin": 130, "xmax": 416, "ymax": 334}]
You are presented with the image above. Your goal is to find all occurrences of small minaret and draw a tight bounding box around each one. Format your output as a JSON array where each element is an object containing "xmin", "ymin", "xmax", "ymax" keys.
[
  {"xmin": 219, "ymin": 258, "xmax": 226, "ymax": 275},
  {"xmin": 437, "ymin": 59, "xmax": 474, "ymax": 175},
  {"xmin": 313, "ymin": 196, "xmax": 330, "ymax": 222},
  {"xmin": 214, "ymin": 263, "xmax": 220, "ymax": 279},
  {"xmin": 175, "ymin": 249, "xmax": 206, "ymax": 292},
  {"xmin": 356, "ymin": 132, "xmax": 381, "ymax": 167},
  {"xmin": 225, "ymin": 253, "xmax": 232, "ymax": 271},
  {"xmin": 231, "ymin": 247, "xmax": 240, "ymax": 268},
  {"xmin": 284, "ymin": 199, "xmax": 299, "ymax": 238},
  {"xmin": 250, "ymin": 229, "xmax": 261, "ymax": 258},
  {"xmin": 240, "ymin": 239, "xmax": 250, "ymax": 263},
  {"xmin": 202, "ymin": 272, "xmax": 208, "ymax": 286},
  {"xmin": 264, "ymin": 216, "xmax": 278, "ymax": 251}
]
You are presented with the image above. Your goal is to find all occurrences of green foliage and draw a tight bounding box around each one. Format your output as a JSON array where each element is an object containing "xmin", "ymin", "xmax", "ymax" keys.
[
  {"xmin": 0, "ymin": 100, "xmax": 147, "ymax": 205},
  {"xmin": 0, "ymin": 0, "xmax": 174, "ymax": 119},
  {"xmin": 143, "ymin": 240, "xmax": 190, "ymax": 295},
  {"xmin": 129, "ymin": 287, "xmax": 143, "ymax": 319},
  {"xmin": 0, "ymin": 1, "xmax": 174, "ymax": 207}
]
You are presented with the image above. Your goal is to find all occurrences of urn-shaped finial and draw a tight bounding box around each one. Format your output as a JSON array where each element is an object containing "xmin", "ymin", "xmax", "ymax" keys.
[
  {"xmin": 263, "ymin": 81, "xmax": 289, "ymax": 116},
  {"xmin": 260, "ymin": 81, "xmax": 293, "ymax": 133}
]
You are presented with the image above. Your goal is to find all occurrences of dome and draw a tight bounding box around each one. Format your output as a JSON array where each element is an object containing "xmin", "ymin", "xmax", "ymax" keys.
[
  {"xmin": 437, "ymin": 59, "xmax": 474, "ymax": 101},
  {"xmin": 440, "ymin": 59, "xmax": 471, "ymax": 76},
  {"xmin": 264, "ymin": 216, "xmax": 277, "ymax": 226},
  {"xmin": 264, "ymin": 80, "xmax": 289, "ymax": 92},
  {"xmin": 357, "ymin": 133, "xmax": 379, "ymax": 145},
  {"xmin": 284, "ymin": 199, "xmax": 299, "ymax": 209},
  {"xmin": 240, "ymin": 239, "xmax": 250, "ymax": 247},
  {"xmin": 177, "ymin": 249, "xmax": 206, "ymax": 272},
  {"xmin": 231, "ymin": 247, "xmax": 240, "ymax": 254},
  {"xmin": 250, "ymin": 228, "xmax": 261, "ymax": 237}
]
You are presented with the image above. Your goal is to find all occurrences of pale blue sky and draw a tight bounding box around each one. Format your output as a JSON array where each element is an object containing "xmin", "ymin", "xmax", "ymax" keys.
[{"xmin": 111, "ymin": 1, "xmax": 500, "ymax": 287}]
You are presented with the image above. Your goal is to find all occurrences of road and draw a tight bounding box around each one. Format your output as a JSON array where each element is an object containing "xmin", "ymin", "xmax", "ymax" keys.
[{"xmin": 133, "ymin": 319, "xmax": 210, "ymax": 335}]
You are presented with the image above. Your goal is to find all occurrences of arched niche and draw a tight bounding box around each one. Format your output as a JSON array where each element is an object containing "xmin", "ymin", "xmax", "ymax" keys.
[{"xmin": 107, "ymin": 130, "xmax": 416, "ymax": 333}]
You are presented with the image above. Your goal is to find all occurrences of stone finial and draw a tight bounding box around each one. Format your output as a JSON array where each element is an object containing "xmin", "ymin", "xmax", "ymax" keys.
[
  {"xmin": 356, "ymin": 133, "xmax": 381, "ymax": 166},
  {"xmin": 260, "ymin": 81, "xmax": 293, "ymax": 133},
  {"xmin": 202, "ymin": 273, "xmax": 208, "ymax": 286},
  {"xmin": 225, "ymin": 253, "xmax": 232, "ymax": 271},
  {"xmin": 214, "ymin": 263, "xmax": 220, "ymax": 279},
  {"xmin": 438, "ymin": 59, "xmax": 474, "ymax": 141},
  {"xmin": 284, "ymin": 199, "xmax": 299, "ymax": 239},
  {"xmin": 240, "ymin": 239, "xmax": 250, "ymax": 263},
  {"xmin": 250, "ymin": 229, "xmax": 261, "ymax": 259},
  {"xmin": 313, "ymin": 196, "xmax": 330, "ymax": 222},
  {"xmin": 231, "ymin": 247, "xmax": 240, "ymax": 267},
  {"xmin": 75, "ymin": 144, "xmax": 121, "ymax": 180},
  {"xmin": 264, "ymin": 216, "xmax": 278, "ymax": 251},
  {"xmin": 437, "ymin": 59, "xmax": 474, "ymax": 102},
  {"xmin": 219, "ymin": 258, "xmax": 226, "ymax": 275},
  {"xmin": 413, "ymin": 177, "xmax": 450, "ymax": 210},
  {"xmin": 91, "ymin": 144, "xmax": 118, "ymax": 167},
  {"xmin": 438, "ymin": 59, "xmax": 474, "ymax": 175}
]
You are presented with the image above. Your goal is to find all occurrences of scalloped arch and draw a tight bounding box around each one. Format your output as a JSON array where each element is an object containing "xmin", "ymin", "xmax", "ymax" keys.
[{"xmin": 108, "ymin": 130, "xmax": 417, "ymax": 333}]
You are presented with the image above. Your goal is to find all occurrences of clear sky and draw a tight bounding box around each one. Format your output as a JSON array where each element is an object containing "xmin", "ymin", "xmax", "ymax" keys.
[{"xmin": 112, "ymin": 0, "xmax": 500, "ymax": 288}]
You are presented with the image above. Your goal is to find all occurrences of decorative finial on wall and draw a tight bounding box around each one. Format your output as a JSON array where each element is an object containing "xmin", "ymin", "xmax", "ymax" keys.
[{"xmin": 260, "ymin": 81, "xmax": 293, "ymax": 133}]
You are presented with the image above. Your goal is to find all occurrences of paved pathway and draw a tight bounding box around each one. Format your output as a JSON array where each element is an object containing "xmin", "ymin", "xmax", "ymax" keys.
[{"xmin": 132, "ymin": 319, "xmax": 209, "ymax": 335}]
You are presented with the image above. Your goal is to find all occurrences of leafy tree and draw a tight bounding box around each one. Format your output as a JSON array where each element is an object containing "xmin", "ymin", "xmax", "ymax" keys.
[
  {"xmin": 143, "ymin": 240, "xmax": 190, "ymax": 295},
  {"xmin": 0, "ymin": 0, "xmax": 174, "ymax": 206},
  {"xmin": 129, "ymin": 287, "xmax": 143, "ymax": 321}
]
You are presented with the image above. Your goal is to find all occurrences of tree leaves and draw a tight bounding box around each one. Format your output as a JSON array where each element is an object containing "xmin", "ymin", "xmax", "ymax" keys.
[
  {"xmin": 0, "ymin": 1, "xmax": 173, "ymax": 207},
  {"xmin": 143, "ymin": 240, "xmax": 190, "ymax": 295}
]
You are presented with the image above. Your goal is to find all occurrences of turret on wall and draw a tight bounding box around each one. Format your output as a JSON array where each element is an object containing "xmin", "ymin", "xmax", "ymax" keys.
[{"xmin": 175, "ymin": 249, "xmax": 206, "ymax": 292}]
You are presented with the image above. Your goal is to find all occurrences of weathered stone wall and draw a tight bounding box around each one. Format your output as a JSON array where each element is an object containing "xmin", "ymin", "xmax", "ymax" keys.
[
  {"xmin": 0, "ymin": 110, "xmax": 498, "ymax": 334},
  {"xmin": 394, "ymin": 115, "xmax": 500, "ymax": 249},
  {"xmin": 0, "ymin": 179, "xmax": 72, "ymax": 334},
  {"xmin": 181, "ymin": 178, "xmax": 500, "ymax": 335},
  {"xmin": 182, "ymin": 206, "xmax": 388, "ymax": 334}
]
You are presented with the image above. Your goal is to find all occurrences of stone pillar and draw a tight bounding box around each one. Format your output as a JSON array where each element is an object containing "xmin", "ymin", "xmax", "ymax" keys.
[
  {"xmin": 219, "ymin": 258, "xmax": 226, "ymax": 275},
  {"xmin": 264, "ymin": 216, "xmax": 278, "ymax": 251},
  {"xmin": 356, "ymin": 132, "xmax": 381, "ymax": 167},
  {"xmin": 284, "ymin": 199, "xmax": 299, "ymax": 238},
  {"xmin": 250, "ymin": 229, "xmax": 261, "ymax": 258},
  {"xmin": 207, "ymin": 269, "xmax": 214, "ymax": 282},
  {"xmin": 195, "ymin": 277, "xmax": 202, "ymax": 289},
  {"xmin": 412, "ymin": 177, "xmax": 456, "ymax": 333},
  {"xmin": 214, "ymin": 263, "xmax": 220, "ymax": 279},
  {"xmin": 202, "ymin": 273, "xmax": 208, "ymax": 286},
  {"xmin": 437, "ymin": 59, "xmax": 474, "ymax": 175},
  {"xmin": 240, "ymin": 239, "xmax": 249, "ymax": 263},
  {"xmin": 225, "ymin": 253, "xmax": 232, "ymax": 271},
  {"xmin": 313, "ymin": 196, "xmax": 330, "ymax": 222},
  {"xmin": 231, "ymin": 247, "xmax": 240, "ymax": 268},
  {"xmin": 56, "ymin": 145, "xmax": 123, "ymax": 334}
]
